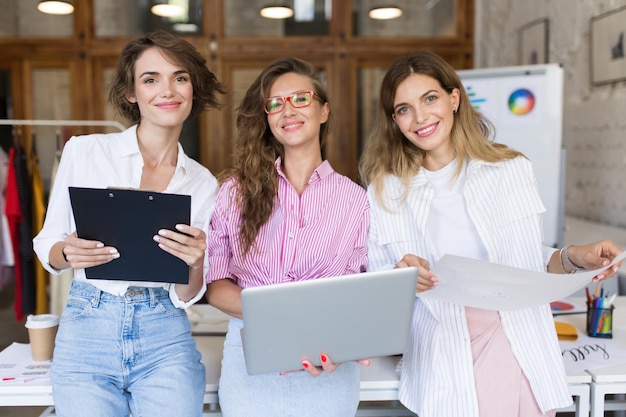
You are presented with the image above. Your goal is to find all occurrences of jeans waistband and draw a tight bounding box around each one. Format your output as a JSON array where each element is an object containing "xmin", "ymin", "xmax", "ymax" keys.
[{"xmin": 69, "ymin": 280, "xmax": 169, "ymax": 307}]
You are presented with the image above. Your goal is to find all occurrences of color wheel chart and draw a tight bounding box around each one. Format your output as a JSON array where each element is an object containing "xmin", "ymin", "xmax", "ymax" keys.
[
  {"xmin": 457, "ymin": 64, "xmax": 564, "ymax": 249},
  {"xmin": 508, "ymin": 88, "xmax": 536, "ymax": 115}
]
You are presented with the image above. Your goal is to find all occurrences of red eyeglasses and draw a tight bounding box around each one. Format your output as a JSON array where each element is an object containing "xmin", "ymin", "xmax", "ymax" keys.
[{"xmin": 264, "ymin": 90, "xmax": 322, "ymax": 114}]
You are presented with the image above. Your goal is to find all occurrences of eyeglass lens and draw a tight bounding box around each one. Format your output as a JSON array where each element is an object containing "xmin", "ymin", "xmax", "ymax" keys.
[{"xmin": 265, "ymin": 91, "xmax": 313, "ymax": 114}]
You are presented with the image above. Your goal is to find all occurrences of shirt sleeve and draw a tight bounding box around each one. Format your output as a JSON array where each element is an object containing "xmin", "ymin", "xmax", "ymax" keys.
[
  {"xmin": 206, "ymin": 181, "xmax": 236, "ymax": 284},
  {"xmin": 168, "ymin": 282, "xmax": 207, "ymax": 309},
  {"xmin": 33, "ymin": 138, "xmax": 77, "ymax": 274},
  {"xmin": 543, "ymin": 245, "xmax": 558, "ymax": 271},
  {"xmin": 345, "ymin": 197, "xmax": 369, "ymax": 274},
  {"xmin": 366, "ymin": 191, "xmax": 398, "ymax": 272}
]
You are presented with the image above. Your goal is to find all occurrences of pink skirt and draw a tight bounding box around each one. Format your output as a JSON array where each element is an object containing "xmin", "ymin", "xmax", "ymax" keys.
[{"xmin": 465, "ymin": 307, "xmax": 556, "ymax": 417}]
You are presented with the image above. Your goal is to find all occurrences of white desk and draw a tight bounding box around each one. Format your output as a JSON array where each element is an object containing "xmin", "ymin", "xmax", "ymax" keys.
[
  {"xmin": 0, "ymin": 334, "xmax": 590, "ymax": 417},
  {"xmin": 556, "ymin": 296, "xmax": 626, "ymax": 417}
]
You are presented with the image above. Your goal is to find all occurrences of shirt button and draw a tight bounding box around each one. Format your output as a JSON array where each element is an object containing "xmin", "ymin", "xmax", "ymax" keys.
[{"xmin": 288, "ymin": 233, "xmax": 294, "ymax": 238}]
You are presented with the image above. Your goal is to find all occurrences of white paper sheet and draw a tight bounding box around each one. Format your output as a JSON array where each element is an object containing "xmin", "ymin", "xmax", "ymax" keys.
[
  {"xmin": 419, "ymin": 251, "xmax": 626, "ymax": 311},
  {"xmin": 560, "ymin": 335, "xmax": 626, "ymax": 372},
  {"xmin": 0, "ymin": 342, "xmax": 51, "ymax": 383}
]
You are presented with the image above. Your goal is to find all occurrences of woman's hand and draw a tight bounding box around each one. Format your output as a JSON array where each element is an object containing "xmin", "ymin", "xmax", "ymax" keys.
[
  {"xmin": 567, "ymin": 239, "xmax": 624, "ymax": 281},
  {"xmin": 153, "ymin": 224, "xmax": 206, "ymax": 270},
  {"xmin": 395, "ymin": 254, "xmax": 438, "ymax": 292},
  {"xmin": 61, "ymin": 232, "xmax": 119, "ymax": 269},
  {"xmin": 284, "ymin": 354, "xmax": 370, "ymax": 377}
]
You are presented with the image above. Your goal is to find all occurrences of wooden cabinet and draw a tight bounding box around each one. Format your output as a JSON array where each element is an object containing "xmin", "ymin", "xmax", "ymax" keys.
[{"xmin": 0, "ymin": 0, "xmax": 474, "ymax": 181}]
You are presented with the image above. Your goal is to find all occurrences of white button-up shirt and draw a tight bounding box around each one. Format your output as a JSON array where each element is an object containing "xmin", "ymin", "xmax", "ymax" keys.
[
  {"xmin": 33, "ymin": 125, "xmax": 218, "ymax": 308},
  {"xmin": 367, "ymin": 156, "xmax": 572, "ymax": 417}
]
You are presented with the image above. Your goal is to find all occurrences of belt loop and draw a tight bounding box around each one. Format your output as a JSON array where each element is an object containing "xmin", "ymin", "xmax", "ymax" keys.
[
  {"xmin": 149, "ymin": 287, "xmax": 157, "ymax": 307},
  {"xmin": 91, "ymin": 286, "xmax": 102, "ymax": 307}
]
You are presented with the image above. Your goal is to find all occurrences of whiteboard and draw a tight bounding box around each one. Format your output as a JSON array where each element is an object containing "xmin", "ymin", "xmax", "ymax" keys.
[{"xmin": 457, "ymin": 64, "xmax": 564, "ymax": 248}]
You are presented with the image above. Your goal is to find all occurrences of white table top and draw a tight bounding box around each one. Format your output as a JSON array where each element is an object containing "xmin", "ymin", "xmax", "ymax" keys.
[
  {"xmin": 1, "ymin": 295, "xmax": 605, "ymax": 408},
  {"xmin": 556, "ymin": 296, "xmax": 626, "ymax": 383}
]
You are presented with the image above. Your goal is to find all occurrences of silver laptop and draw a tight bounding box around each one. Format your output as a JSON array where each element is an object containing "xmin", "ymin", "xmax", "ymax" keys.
[{"xmin": 240, "ymin": 267, "xmax": 418, "ymax": 375}]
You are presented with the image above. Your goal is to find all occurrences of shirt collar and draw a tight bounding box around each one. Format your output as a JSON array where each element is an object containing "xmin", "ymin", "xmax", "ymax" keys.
[
  {"xmin": 118, "ymin": 125, "xmax": 140, "ymax": 158},
  {"xmin": 120, "ymin": 124, "xmax": 188, "ymax": 175},
  {"xmin": 275, "ymin": 157, "xmax": 333, "ymax": 185}
]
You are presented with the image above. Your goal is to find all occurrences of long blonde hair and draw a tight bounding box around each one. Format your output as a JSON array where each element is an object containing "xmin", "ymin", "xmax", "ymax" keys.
[
  {"xmin": 221, "ymin": 57, "xmax": 332, "ymax": 257},
  {"xmin": 359, "ymin": 51, "xmax": 523, "ymax": 206}
]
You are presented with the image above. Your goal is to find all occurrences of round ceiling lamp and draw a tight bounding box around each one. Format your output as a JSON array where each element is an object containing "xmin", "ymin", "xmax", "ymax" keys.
[
  {"xmin": 260, "ymin": 5, "xmax": 294, "ymax": 19},
  {"xmin": 368, "ymin": 6, "xmax": 403, "ymax": 20},
  {"xmin": 151, "ymin": 3, "xmax": 185, "ymax": 18},
  {"xmin": 37, "ymin": 0, "xmax": 74, "ymax": 15}
]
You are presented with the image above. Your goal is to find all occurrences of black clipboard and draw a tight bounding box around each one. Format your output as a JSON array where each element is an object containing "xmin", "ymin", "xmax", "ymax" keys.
[{"xmin": 68, "ymin": 187, "xmax": 191, "ymax": 284}]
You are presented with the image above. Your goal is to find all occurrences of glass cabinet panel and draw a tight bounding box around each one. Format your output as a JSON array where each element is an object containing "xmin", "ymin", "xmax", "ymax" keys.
[
  {"xmin": 231, "ymin": 68, "xmax": 264, "ymax": 137},
  {"xmin": 94, "ymin": 0, "xmax": 203, "ymax": 37},
  {"xmin": 225, "ymin": 0, "xmax": 331, "ymax": 37},
  {"xmin": 353, "ymin": 0, "xmax": 456, "ymax": 37},
  {"xmin": 358, "ymin": 66, "xmax": 386, "ymax": 154},
  {"xmin": 0, "ymin": 0, "xmax": 72, "ymax": 38},
  {"xmin": 32, "ymin": 68, "xmax": 71, "ymax": 190},
  {"xmin": 102, "ymin": 67, "xmax": 128, "ymax": 134}
]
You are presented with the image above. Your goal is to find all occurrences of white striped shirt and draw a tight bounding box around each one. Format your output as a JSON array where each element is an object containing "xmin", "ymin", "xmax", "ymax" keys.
[
  {"xmin": 206, "ymin": 159, "xmax": 369, "ymax": 287},
  {"xmin": 367, "ymin": 156, "xmax": 572, "ymax": 417}
]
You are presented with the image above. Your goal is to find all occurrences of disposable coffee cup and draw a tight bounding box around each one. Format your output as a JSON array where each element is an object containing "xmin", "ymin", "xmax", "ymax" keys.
[{"xmin": 25, "ymin": 314, "xmax": 59, "ymax": 361}]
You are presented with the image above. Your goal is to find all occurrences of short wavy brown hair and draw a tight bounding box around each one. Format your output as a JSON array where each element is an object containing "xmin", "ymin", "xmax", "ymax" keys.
[{"xmin": 108, "ymin": 31, "xmax": 225, "ymax": 123}]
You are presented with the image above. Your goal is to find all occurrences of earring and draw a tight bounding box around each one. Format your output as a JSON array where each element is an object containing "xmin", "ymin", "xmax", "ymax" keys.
[{"xmin": 453, "ymin": 107, "xmax": 457, "ymax": 114}]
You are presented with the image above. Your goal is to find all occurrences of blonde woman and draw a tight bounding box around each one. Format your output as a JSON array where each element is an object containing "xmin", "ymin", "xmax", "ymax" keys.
[{"xmin": 360, "ymin": 50, "xmax": 623, "ymax": 417}]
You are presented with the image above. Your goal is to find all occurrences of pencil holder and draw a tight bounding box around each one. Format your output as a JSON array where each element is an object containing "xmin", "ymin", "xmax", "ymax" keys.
[{"xmin": 586, "ymin": 304, "xmax": 614, "ymax": 338}]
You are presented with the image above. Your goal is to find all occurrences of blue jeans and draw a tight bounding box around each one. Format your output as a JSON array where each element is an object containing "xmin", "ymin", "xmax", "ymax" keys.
[{"xmin": 51, "ymin": 280, "xmax": 205, "ymax": 417}]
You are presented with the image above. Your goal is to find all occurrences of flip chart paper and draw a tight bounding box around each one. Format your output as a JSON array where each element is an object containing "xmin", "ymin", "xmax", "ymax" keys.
[{"xmin": 419, "ymin": 251, "xmax": 626, "ymax": 311}]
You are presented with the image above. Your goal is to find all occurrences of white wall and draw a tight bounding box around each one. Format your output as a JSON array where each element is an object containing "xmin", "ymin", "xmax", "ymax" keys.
[{"xmin": 475, "ymin": 0, "xmax": 626, "ymax": 229}]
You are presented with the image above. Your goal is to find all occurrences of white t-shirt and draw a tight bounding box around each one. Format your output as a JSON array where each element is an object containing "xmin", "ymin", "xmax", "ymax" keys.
[{"xmin": 423, "ymin": 158, "xmax": 488, "ymax": 262}]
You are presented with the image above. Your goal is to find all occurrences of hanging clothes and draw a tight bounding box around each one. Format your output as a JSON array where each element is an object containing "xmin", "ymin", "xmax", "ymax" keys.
[
  {"xmin": 14, "ymin": 143, "xmax": 35, "ymax": 318},
  {"xmin": 0, "ymin": 146, "xmax": 15, "ymax": 291},
  {"xmin": 5, "ymin": 146, "xmax": 23, "ymax": 320}
]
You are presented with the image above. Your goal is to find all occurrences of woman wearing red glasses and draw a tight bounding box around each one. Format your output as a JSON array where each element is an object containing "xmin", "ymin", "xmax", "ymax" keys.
[{"xmin": 205, "ymin": 57, "xmax": 370, "ymax": 416}]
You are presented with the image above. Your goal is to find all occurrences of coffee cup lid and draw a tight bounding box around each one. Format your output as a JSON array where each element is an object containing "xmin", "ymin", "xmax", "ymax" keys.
[{"xmin": 25, "ymin": 314, "xmax": 60, "ymax": 329}]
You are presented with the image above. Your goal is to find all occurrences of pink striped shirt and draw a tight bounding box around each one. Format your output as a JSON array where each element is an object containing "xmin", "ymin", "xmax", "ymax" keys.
[{"xmin": 206, "ymin": 159, "xmax": 369, "ymax": 288}]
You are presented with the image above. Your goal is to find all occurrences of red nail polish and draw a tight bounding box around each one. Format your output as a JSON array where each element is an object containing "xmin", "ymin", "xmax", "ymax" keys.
[
  {"xmin": 321, "ymin": 354, "xmax": 327, "ymax": 363},
  {"xmin": 302, "ymin": 362, "xmax": 309, "ymax": 368}
]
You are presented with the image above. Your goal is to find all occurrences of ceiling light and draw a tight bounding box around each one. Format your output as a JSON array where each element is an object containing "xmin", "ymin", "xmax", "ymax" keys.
[
  {"xmin": 151, "ymin": 3, "xmax": 185, "ymax": 18},
  {"xmin": 368, "ymin": 6, "xmax": 403, "ymax": 20},
  {"xmin": 172, "ymin": 23, "xmax": 199, "ymax": 33},
  {"xmin": 260, "ymin": 5, "xmax": 294, "ymax": 19},
  {"xmin": 37, "ymin": 0, "xmax": 74, "ymax": 15}
]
